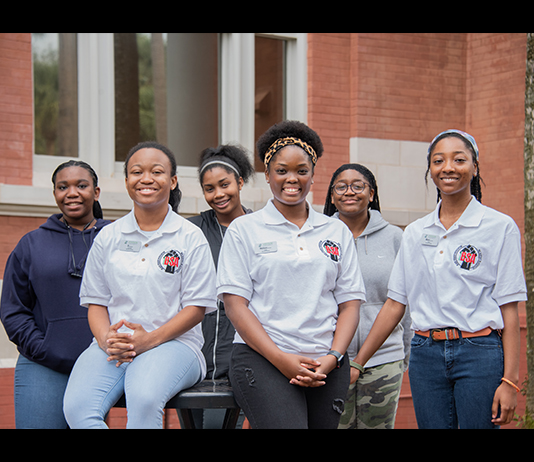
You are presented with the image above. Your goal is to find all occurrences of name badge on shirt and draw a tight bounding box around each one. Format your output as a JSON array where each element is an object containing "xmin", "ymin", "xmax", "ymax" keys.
[
  {"xmin": 421, "ymin": 234, "xmax": 439, "ymax": 246},
  {"xmin": 119, "ymin": 240, "xmax": 142, "ymax": 252},
  {"xmin": 255, "ymin": 241, "xmax": 278, "ymax": 254}
]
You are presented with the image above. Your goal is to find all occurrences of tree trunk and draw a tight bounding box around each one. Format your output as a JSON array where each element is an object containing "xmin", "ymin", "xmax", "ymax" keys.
[
  {"xmin": 57, "ymin": 33, "xmax": 78, "ymax": 157},
  {"xmin": 114, "ymin": 33, "xmax": 140, "ymax": 162},
  {"xmin": 151, "ymin": 33, "xmax": 167, "ymax": 146},
  {"xmin": 524, "ymin": 32, "xmax": 534, "ymax": 426}
]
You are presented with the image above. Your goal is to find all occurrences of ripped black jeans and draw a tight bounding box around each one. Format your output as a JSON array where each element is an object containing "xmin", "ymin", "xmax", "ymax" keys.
[{"xmin": 229, "ymin": 343, "xmax": 349, "ymax": 429}]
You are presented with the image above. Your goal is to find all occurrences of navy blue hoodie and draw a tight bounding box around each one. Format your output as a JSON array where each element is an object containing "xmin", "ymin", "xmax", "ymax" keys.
[{"xmin": 0, "ymin": 214, "xmax": 110, "ymax": 374}]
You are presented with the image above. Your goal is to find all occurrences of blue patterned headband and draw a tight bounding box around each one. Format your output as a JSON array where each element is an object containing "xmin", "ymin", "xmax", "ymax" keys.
[{"xmin": 428, "ymin": 129, "xmax": 479, "ymax": 160}]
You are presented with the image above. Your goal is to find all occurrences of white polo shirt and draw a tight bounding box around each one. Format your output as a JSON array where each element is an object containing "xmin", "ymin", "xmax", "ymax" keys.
[
  {"xmin": 388, "ymin": 197, "xmax": 527, "ymax": 332},
  {"xmin": 80, "ymin": 205, "xmax": 217, "ymax": 377},
  {"xmin": 216, "ymin": 199, "xmax": 366, "ymax": 358}
]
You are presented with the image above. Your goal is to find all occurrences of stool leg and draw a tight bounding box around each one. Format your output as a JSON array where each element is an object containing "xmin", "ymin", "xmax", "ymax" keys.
[
  {"xmin": 177, "ymin": 409, "xmax": 196, "ymax": 429},
  {"xmin": 222, "ymin": 408, "xmax": 240, "ymax": 429}
]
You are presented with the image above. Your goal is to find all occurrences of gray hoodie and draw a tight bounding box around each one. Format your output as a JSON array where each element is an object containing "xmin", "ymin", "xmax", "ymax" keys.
[{"xmin": 334, "ymin": 210, "xmax": 412, "ymax": 370}]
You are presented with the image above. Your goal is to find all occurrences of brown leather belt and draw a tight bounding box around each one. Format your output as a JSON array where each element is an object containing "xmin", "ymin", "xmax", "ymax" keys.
[{"xmin": 415, "ymin": 327, "xmax": 493, "ymax": 341}]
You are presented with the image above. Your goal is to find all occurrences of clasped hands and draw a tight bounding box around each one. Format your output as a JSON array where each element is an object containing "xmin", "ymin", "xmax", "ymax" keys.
[
  {"xmin": 277, "ymin": 351, "xmax": 338, "ymax": 388},
  {"xmin": 100, "ymin": 319, "xmax": 152, "ymax": 367}
]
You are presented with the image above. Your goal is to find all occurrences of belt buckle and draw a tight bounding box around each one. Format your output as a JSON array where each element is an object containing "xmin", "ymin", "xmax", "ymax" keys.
[
  {"xmin": 430, "ymin": 329, "xmax": 443, "ymax": 341},
  {"xmin": 431, "ymin": 328, "xmax": 460, "ymax": 341}
]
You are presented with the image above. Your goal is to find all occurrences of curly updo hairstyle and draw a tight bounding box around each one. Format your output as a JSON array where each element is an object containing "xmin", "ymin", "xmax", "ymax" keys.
[
  {"xmin": 198, "ymin": 144, "xmax": 255, "ymax": 185},
  {"xmin": 256, "ymin": 120, "xmax": 324, "ymax": 169}
]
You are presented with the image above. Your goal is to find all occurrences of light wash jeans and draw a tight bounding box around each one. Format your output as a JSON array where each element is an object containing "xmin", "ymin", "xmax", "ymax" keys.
[
  {"xmin": 63, "ymin": 340, "xmax": 202, "ymax": 429},
  {"xmin": 14, "ymin": 355, "xmax": 70, "ymax": 429},
  {"xmin": 408, "ymin": 330, "xmax": 503, "ymax": 429}
]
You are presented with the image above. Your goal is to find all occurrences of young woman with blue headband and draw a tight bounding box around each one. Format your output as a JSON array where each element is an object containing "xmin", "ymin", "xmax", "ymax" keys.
[
  {"xmin": 350, "ymin": 129, "xmax": 527, "ymax": 428},
  {"xmin": 188, "ymin": 144, "xmax": 254, "ymax": 428}
]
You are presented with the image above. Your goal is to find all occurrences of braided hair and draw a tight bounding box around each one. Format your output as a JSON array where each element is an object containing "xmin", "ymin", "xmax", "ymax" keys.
[
  {"xmin": 323, "ymin": 163, "xmax": 381, "ymax": 216},
  {"xmin": 425, "ymin": 131, "xmax": 484, "ymax": 202}
]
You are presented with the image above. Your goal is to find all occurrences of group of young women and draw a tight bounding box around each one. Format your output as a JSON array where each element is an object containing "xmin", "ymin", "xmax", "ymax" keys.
[{"xmin": 0, "ymin": 121, "xmax": 527, "ymax": 429}]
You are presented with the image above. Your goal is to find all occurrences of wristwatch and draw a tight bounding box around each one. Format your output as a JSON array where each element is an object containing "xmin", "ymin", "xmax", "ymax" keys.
[{"xmin": 327, "ymin": 350, "xmax": 344, "ymax": 368}]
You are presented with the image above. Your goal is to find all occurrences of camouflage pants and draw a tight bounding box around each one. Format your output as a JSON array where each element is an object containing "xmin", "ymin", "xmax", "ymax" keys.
[{"xmin": 338, "ymin": 360, "xmax": 403, "ymax": 429}]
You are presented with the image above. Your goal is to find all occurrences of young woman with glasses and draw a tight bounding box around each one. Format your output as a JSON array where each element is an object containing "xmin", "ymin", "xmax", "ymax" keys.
[{"xmin": 324, "ymin": 163, "xmax": 411, "ymax": 429}]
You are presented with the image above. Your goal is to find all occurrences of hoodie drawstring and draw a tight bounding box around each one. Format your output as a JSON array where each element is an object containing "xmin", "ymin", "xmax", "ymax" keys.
[{"xmin": 355, "ymin": 234, "xmax": 368, "ymax": 255}]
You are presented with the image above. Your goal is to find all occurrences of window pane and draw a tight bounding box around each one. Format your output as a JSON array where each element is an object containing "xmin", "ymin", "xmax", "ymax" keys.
[
  {"xmin": 114, "ymin": 33, "xmax": 219, "ymax": 165},
  {"xmin": 254, "ymin": 36, "xmax": 285, "ymax": 171},
  {"xmin": 115, "ymin": 33, "xmax": 168, "ymax": 161},
  {"xmin": 166, "ymin": 33, "xmax": 219, "ymax": 166},
  {"xmin": 32, "ymin": 33, "xmax": 78, "ymax": 157}
]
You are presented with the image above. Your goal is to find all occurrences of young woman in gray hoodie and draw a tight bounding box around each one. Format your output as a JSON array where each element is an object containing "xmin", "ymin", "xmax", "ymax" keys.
[{"xmin": 324, "ymin": 163, "xmax": 411, "ymax": 429}]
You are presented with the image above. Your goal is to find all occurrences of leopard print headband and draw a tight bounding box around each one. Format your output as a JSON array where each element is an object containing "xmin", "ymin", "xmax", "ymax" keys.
[{"xmin": 263, "ymin": 137, "xmax": 317, "ymax": 167}]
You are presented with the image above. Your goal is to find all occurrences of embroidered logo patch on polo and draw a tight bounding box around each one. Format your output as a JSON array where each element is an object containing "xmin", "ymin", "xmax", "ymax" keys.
[
  {"xmin": 319, "ymin": 240, "xmax": 342, "ymax": 262},
  {"xmin": 157, "ymin": 249, "xmax": 183, "ymax": 274},
  {"xmin": 453, "ymin": 244, "xmax": 482, "ymax": 271}
]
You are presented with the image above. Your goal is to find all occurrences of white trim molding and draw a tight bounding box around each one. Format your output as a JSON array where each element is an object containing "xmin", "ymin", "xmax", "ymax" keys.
[{"xmin": 350, "ymin": 137, "xmax": 438, "ymax": 226}]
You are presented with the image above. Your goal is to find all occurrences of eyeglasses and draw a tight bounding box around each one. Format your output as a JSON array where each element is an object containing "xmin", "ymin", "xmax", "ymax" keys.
[{"xmin": 333, "ymin": 181, "xmax": 369, "ymax": 195}]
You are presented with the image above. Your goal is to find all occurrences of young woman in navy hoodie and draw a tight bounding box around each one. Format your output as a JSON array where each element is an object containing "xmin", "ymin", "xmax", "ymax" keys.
[{"xmin": 0, "ymin": 160, "xmax": 109, "ymax": 428}]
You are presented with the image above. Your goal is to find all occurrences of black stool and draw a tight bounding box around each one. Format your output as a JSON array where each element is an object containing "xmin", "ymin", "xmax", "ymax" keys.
[{"xmin": 114, "ymin": 378, "xmax": 240, "ymax": 429}]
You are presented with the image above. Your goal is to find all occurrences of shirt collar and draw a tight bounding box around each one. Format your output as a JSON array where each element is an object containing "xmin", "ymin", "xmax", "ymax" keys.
[
  {"xmin": 120, "ymin": 205, "xmax": 182, "ymax": 235},
  {"xmin": 261, "ymin": 199, "xmax": 329, "ymax": 228},
  {"xmin": 424, "ymin": 196, "xmax": 484, "ymax": 230}
]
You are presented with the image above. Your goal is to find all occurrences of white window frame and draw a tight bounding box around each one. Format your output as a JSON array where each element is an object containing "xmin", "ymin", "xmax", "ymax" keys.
[
  {"xmin": 0, "ymin": 33, "xmax": 308, "ymax": 218},
  {"xmin": 219, "ymin": 33, "xmax": 308, "ymax": 154}
]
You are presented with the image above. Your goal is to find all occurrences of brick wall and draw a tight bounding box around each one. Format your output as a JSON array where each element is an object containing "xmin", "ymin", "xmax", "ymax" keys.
[
  {"xmin": 355, "ymin": 33, "xmax": 467, "ymax": 142},
  {"xmin": 308, "ymin": 33, "xmax": 528, "ymax": 223},
  {"xmin": 307, "ymin": 33, "xmax": 352, "ymax": 207},
  {"xmin": 0, "ymin": 33, "xmax": 33, "ymax": 186},
  {"xmin": 0, "ymin": 369, "xmax": 14, "ymax": 428},
  {"xmin": 466, "ymin": 33, "xmax": 527, "ymax": 232},
  {"xmin": 307, "ymin": 32, "xmax": 529, "ymax": 430},
  {"xmin": 0, "ymin": 216, "xmax": 47, "ymax": 279},
  {"xmin": 0, "ymin": 32, "xmax": 530, "ymax": 429},
  {"xmin": 308, "ymin": 33, "xmax": 470, "ymax": 204},
  {"xmin": 0, "ymin": 29, "xmax": 46, "ymax": 423}
]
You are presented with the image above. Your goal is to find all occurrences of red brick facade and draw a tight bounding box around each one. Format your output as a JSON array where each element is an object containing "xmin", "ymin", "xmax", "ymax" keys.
[
  {"xmin": 0, "ymin": 33, "xmax": 529, "ymax": 429},
  {"xmin": 306, "ymin": 32, "xmax": 528, "ymax": 429},
  {"xmin": 308, "ymin": 33, "xmax": 527, "ymax": 226},
  {"xmin": 308, "ymin": 33, "xmax": 352, "ymax": 206},
  {"xmin": 0, "ymin": 34, "xmax": 33, "ymax": 186}
]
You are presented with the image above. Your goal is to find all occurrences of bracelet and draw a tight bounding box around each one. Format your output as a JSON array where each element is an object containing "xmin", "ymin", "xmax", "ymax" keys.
[
  {"xmin": 501, "ymin": 377, "xmax": 521, "ymax": 393},
  {"xmin": 350, "ymin": 360, "xmax": 364, "ymax": 374}
]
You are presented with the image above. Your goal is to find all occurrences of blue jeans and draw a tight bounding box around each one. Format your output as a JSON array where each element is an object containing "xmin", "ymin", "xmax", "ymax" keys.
[
  {"xmin": 14, "ymin": 355, "xmax": 70, "ymax": 429},
  {"xmin": 63, "ymin": 340, "xmax": 202, "ymax": 429},
  {"xmin": 408, "ymin": 331, "xmax": 503, "ymax": 429}
]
